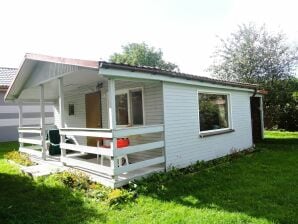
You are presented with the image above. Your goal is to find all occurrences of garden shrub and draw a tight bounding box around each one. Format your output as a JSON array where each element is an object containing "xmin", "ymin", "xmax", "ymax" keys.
[
  {"xmin": 107, "ymin": 189, "xmax": 136, "ymax": 207},
  {"xmin": 51, "ymin": 170, "xmax": 136, "ymax": 207},
  {"xmin": 54, "ymin": 170, "xmax": 91, "ymax": 191},
  {"xmin": 86, "ymin": 182, "xmax": 111, "ymax": 201},
  {"xmin": 4, "ymin": 151, "xmax": 34, "ymax": 166}
]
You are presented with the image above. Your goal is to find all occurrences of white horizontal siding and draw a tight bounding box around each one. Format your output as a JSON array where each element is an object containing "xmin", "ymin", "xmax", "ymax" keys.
[
  {"xmin": 0, "ymin": 92, "xmax": 54, "ymax": 141},
  {"xmin": 163, "ymin": 82, "xmax": 253, "ymax": 169},
  {"xmin": 0, "ymin": 117, "xmax": 54, "ymax": 127},
  {"xmin": 54, "ymin": 85, "xmax": 97, "ymax": 145},
  {"xmin": 101, "ymin": 80, "xmax": 164, "ymax": 128},
  {"xmin": 0, "ymin": 105, "xmax": 53, "ymax": 113},
  {"xmin": 53, "ymin": 102, "xmax": 60, "ymax": 128}
]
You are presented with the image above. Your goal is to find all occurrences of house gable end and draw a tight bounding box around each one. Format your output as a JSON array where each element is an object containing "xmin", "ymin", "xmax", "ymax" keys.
[{"xmin": 23, "ymin": 61, "xmax": 80, "ymax": 89}]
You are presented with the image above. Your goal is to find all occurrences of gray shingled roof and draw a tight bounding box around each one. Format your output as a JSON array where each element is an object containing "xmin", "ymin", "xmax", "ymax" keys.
[{"xmin": 0, "ymin": 67, "xmax": 17, "ymax": 88}]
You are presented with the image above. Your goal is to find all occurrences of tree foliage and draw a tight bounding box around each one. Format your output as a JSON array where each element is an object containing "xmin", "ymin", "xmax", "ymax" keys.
[
  {"xmin": 110, "ymin": 42, "xmax": 179, "ymax": 71},
  {"xmin": 209, "ymin": 24, "xmax": 298, "ymax": 131},
  {"xmin": 265, "ymin": 78, "xmax": 298, "ymax": 131}
]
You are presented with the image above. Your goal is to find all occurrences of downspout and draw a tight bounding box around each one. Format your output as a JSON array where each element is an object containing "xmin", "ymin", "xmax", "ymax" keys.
[{"xmin": 98, "ymin": 61, "xmax": 105, "ymax": 78}]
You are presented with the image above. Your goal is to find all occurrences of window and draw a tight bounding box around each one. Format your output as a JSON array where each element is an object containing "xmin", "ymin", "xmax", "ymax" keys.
[
  {"xmin": 199, "ymin": 93, "xmax": 230, "ymax": 132},
  {"xmin": 116, "ymin": 93, "xmax": 129, "ymax": 125},
  {"xmin": 130, "ymin": 90, "xmax": 144, "ymax": 125},
  {"xmin": 69, "ymin": 104, "xmax": 75, "ymax": 116},
  {"xmin": 116, "ymin": 88, "xmax": 144, "ymax": 126}
]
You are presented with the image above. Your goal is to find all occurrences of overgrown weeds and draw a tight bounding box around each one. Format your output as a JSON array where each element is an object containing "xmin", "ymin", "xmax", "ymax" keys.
[
  {"xmin": 53, "ymin": 169, "xmax": 91, "ymax": 191},
  {"xmin": 4, "ymin": 151, "xmax": 34, "ymax": 166},
  {"xmin": 51, "ymin": 170, "xmax": 136, "ymax": 208}
]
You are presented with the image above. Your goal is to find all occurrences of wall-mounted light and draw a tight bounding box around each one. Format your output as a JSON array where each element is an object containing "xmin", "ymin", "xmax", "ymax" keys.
[{"xmin": 96, "ymin": 82, "xmax": 103, "ymax": 92}]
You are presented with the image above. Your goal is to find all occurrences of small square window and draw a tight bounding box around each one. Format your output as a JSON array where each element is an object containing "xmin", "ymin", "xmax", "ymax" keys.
[
  {"xmin": 69, "ymin": 104, "xmax": 75, "ymax": 116},
  {"xmin": 198, "ymin": 93, "xmax": 229, "ymax": 132}
]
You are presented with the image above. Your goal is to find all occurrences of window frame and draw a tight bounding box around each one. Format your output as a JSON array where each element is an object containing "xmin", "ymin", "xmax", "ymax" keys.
[
  {"xmin": 115, "ymin": 87, "xmax": 145, "ymax": 127},
  {"xmin": 197, "ymin": 90, "xmax": 233, "ymax": 134}
]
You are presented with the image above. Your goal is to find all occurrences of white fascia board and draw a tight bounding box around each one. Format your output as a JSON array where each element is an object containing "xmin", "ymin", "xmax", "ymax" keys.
[
  {"xmin": 99, "ymin": 68, "xmax": 255, "ymax": 93},
  {"xmin": 5, "ymin": 59, "xmax": 33, "ymax": 101}
]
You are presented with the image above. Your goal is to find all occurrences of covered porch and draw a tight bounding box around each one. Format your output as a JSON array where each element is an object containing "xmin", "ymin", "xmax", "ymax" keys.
[{"xmin": 7, "ymin": 54, "xmax": 165, "ymax": 187}]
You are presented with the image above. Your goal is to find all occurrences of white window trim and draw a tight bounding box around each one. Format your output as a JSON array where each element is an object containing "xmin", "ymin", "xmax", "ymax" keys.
[
  {"xmin": 197, "ymin": 90, "xmax": 233, "ymax": 134},
  {"xmin": 115, "ymin": 87, "xmax": 145, "ymax": 127}
]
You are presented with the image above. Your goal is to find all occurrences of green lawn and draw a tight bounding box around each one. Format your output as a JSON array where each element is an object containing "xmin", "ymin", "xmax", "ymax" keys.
[{"xmin": 0, "ymin": 131, "xmax": 297, "ymax": 224}]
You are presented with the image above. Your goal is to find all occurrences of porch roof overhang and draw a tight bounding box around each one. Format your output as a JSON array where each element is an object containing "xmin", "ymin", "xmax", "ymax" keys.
[{"xmin": 5, "ymin": 53, "xmax": 99, "ymax": 102}]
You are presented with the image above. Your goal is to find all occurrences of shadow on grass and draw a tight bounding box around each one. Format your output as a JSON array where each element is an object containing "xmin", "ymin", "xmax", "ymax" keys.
[
  {"xmin": 257, "ymin": 138, "xmax": 298, "ymax": 153},
  {"xmin": 137, "ymin": 138, "xmax": 298, "ymax": 223},
  {"xmin": 0, "ymin": 173, "xmax": 105, "ymax": 224},
  {"xmin": 261, "ymin": 138, "xmax": 298, "ymax": 145},
  {"xmin": 0, "ymin": 141, "xmax": 19, "ymax": 159}
]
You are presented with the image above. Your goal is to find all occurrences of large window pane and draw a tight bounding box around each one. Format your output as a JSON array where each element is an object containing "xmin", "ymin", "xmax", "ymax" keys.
[
  {"xmin": 199, "ymin": 93, "xmax": 229, "ymax": 131},
  {"xmin": 116, "ymin": 93, "xmax": 128, "ymax": 125},
  {"xmin": 130, "ymin": 90, "xmax": 143, "ymax": 125}
]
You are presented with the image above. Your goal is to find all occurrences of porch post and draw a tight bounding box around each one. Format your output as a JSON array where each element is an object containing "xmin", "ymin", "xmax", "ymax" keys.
[
  {"xmin": 18, "ymin": 102, "xmax": 23, "ymax": 148},
  {"xmin": 40, "ymin": 84, "xmax": 47, "ymax": 160},
  {"xmin": 58, "ymin": 77, "xmax": 66, "ymax": 158},
  {"xmin": 108, "ymin": 79, "xmax": 116, "ymax": 129},
  {"xmin": 108, "ymin": 78, "xmax": 118, "ymax": 176}
]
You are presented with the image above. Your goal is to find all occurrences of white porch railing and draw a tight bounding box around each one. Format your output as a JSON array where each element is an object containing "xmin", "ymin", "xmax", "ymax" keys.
[
  {"xmin": 59, "ymin": 124, "xmax": 165, "ymax": 179},
  {"xmin": 18, "ymin": 127, "xmax": 43, "ymax": 157},
  {"xmin": 60, "ymin": 128, "xmax": 114, "ymax": 176},
  {"xmin": 113, "ymin": 125, "xmax": 165, "ymax": 176}
]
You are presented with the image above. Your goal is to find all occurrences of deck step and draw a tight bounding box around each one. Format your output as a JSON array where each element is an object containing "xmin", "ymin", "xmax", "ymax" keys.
[{"xmin": 21, "ymin": 164, "xmax": 66, "ymax": 178}]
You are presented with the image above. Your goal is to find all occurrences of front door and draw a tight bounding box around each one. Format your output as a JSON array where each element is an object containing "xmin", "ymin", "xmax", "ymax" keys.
[{"xmin": 85, "ymin": 91, "xmax": 102, "ymax": 146}]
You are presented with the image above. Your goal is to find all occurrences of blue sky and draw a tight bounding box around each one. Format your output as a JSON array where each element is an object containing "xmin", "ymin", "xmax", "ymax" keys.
[{"xmin": 0, "ymin": 0, "xmax": 297, "ymax": 76}]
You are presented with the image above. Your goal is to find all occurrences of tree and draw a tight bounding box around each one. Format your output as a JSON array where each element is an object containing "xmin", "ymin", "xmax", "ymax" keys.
[
  {"xmin": 264, "ymin": 78, "xmax": 298, "ymax": 131},
  {"xmin": 110, "ymin": 42, "xmax": 179, "ymax": 71},
  {"xmin": 209, "ymin": 23, "xmax": 298, "ymax": 130}
]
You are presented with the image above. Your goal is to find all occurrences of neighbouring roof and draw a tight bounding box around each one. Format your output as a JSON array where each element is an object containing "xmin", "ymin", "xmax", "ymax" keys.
[
  {"xmin": 0, "ymin": 67, "xmax": 18, "ymax": 91},
  {"xmin": 99, "ymin": 62, "xmax": 258, "ymax": 90}
]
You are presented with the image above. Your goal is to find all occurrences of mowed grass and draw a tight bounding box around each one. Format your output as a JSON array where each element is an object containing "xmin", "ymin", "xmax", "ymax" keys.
[{"xmin": 0, "ymin": 131, "xmax": 297, "ymax": 224}]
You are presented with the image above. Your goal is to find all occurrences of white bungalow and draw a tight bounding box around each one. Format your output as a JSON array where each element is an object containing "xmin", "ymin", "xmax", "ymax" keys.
[{"xmin": 5, "ymin": 53, "xmax": 264, "ymax": 188}]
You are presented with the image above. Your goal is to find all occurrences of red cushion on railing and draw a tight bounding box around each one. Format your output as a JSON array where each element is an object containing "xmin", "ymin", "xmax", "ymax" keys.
[
  {"xmin": 100, "ymin": 138, "xmax": 129, "ymax": 149},
  {"xmin": 117, "ymin": 138, "xmax": 130, "ymax": 148}
]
